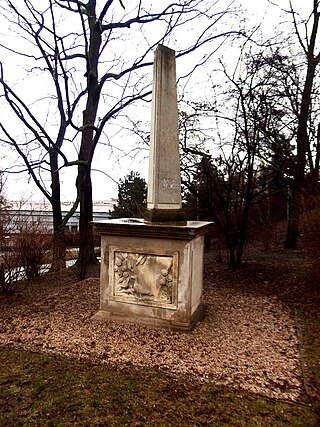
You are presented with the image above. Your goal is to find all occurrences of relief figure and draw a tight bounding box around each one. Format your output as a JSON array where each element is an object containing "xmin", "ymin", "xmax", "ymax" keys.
[{"xmin": 113, "ymin": 251, "xmax": 175, "ymax": 305}]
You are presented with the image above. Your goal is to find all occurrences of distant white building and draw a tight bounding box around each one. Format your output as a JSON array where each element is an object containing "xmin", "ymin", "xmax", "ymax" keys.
[{"xmin": 5, "ymin": 200, "xmax": 115, "ymax": 233}]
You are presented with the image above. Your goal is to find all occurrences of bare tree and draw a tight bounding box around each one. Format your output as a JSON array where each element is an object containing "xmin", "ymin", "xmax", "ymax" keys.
[
  {"xmin": 0, "ymin": 0, "xmax": 240, "ymax": 268},
  {"xmin": 220, "ymin": 1, "xmax": 320, "ymax": 249},
  {"xmin": 209, "ymin": 2, "xmax": 320, "ymax": 257},
  {"xmin": 283, "ymin": 0, "xmax": 320, "ymax": 248},
  {"xmin": 183, "ymin": 41, "xmax": 294, "ymax": 266}
]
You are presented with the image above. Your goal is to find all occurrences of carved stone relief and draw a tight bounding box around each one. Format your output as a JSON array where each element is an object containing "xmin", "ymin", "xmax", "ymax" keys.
[{"xmin": 110, "ymin": 248, "xmax": 178, "ymax": 307}]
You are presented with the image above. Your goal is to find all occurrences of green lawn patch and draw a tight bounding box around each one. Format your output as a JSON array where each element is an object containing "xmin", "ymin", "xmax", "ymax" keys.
[{"xmin": 0, "ymin": 347, "xmax": 318, "ymax": 427}]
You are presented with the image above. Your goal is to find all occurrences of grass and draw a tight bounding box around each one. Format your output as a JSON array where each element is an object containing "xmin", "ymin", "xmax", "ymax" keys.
[{"xmin": 0, "ymin": 347, "xmax": 318, "ymax": 427}]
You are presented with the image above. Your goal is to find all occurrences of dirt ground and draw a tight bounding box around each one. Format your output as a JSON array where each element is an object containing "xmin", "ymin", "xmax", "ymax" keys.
[{"xmin": 1, "ymin": 224, "xmax": 319, "ymax": 408}]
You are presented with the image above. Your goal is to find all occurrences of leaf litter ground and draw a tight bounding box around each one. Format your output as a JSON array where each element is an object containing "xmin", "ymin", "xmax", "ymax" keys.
[{"xmin": 1, "ymin": 244, "xmax": 318, "ymax": 404}]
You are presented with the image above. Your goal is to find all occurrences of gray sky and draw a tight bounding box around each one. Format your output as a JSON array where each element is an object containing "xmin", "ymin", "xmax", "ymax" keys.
[{"xmin": 0, "ymin": 0, "xmax": 298, "ymax": 203}]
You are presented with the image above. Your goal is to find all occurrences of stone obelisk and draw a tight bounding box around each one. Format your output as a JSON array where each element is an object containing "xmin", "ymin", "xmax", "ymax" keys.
[
  {"xmin": 144, "ymin": 45, "xmax": 187, "ymax": 223},
  {"xmin": 92, "ymin": 44, "xmax": 212, "ymax": 332}
]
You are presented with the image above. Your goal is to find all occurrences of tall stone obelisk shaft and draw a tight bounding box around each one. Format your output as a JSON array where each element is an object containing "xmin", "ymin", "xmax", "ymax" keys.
[{"xmin": 144, "ymin": 45, "xmax": 187, "ymax": 223}]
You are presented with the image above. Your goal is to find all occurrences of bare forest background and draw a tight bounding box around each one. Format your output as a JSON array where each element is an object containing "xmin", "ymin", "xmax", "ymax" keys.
[{"xmin": 0, "ymin": 0, "xmax": 319, "ymax": 284}]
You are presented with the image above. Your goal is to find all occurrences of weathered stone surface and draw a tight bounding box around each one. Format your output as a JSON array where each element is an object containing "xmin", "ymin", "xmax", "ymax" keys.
[
  {"xmin": 144, "ymin": 208, "xmax": 187, "ymax": 223},
  {"xmin": 112, "ymin": 250, "xmax": 176, "ymax": 306},
  {"xmin": 92, "ymin": 44, "xmax": 213, "ymax": 331},
  {"xmin": 92, "ymin": 219, "xmax": 211, "ymax": 331},
  {"xmin": 145, "ymin": 44, "xmax": 186, "ymax": 222},
  {"xmin": 93, "ymin": 218, "xmax": 212, "ymax": 240}
]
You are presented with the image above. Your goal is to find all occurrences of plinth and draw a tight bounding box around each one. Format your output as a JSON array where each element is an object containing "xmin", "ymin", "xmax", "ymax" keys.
[{"xmin": 92, "ymin": 219, "xmax": 212, "ymax": 332}]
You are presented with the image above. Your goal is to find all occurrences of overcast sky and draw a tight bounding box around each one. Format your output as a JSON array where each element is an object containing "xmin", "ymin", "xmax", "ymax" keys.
[{"xmin": 0, "ymin": 0, "xmax": 297, "ymax": 203}]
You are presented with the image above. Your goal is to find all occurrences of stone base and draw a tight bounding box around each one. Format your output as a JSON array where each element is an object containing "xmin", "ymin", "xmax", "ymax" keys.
[
  {"xmin": 92, "ymin": 303, "xmax": 206, "ymax": 332},
  {"xmin": 91, "ymin": 219, "xmax": 213, "ymax": 332},
  {"xmin": 144, "ymin": 208, "xmax": 187, "ymax": 223}
]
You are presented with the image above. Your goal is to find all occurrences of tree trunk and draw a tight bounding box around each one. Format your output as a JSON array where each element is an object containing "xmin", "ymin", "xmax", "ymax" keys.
[
  {"xmin": 228, "ymin": 247, "xmax": 237, "ymax": 268},
  {"xmin": 284, "ymin": 186, "xmax": 303, "ymax": 248},
  {"xmin": 76, "ymin": 5, "xmax": 101, "ymax": 267},
  {"xmin": 285, "ymin": 2, "xmax": 320, "ymax": 248},
  {"xmin": 77, "ymin": 164, "xmax": 97, "ymax": 266},
  {"xmin": 50, "ymin": 150, "xmax": 67, "ymax": 271},
  {"xmin": 51, "ymin": 228, "xmax": 66, "ymax": 271}
]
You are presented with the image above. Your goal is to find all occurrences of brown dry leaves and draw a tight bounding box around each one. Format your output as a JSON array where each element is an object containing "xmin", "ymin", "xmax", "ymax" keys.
[{"xmin": 0, "ymin": 265, "xmax": 303, "ymax": 402}]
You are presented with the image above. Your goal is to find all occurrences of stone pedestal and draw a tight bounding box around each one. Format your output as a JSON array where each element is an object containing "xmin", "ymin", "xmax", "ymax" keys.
[
  {"xmin": 92, "ymin": 45, "xmax": 213, "ymax": 331},
  {"xmin": 92, "ymin": 219, "xmax": 212, "ymax": 331}
]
